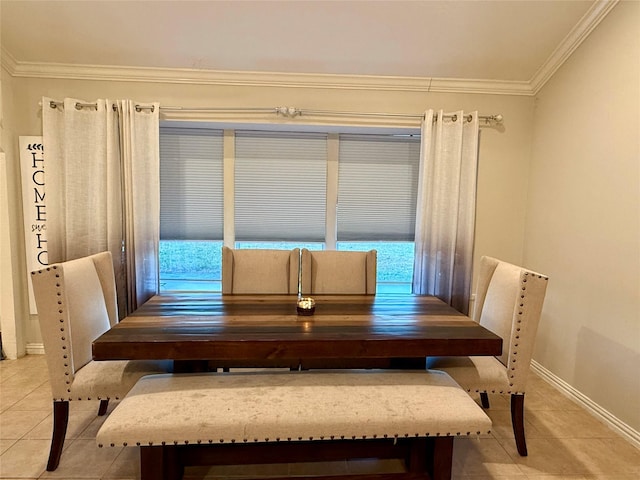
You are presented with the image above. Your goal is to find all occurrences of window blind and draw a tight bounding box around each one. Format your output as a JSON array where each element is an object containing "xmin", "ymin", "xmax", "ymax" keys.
[
  {"xmin": 337, "ymin": 134, "xmax": 420, "ymax": 241},
  {"xmin": 235, "ymin": 131, "xmax": 327, "ymax": 242},
  {"xmin": 159, "ymin": 127, "xmax": 224, "ymax": 240}
]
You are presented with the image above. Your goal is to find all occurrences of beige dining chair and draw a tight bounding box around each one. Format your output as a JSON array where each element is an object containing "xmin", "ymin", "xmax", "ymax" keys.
[
  {"xmin": 222, "ymin": 246, "xmax": 300, "ymax": 294},
  {"xmin": 300, "ymin": 249, "xmax": 377, "ymax": 294},
  {"xmin": 427, "ymin": 256, "xmax": 548, "ymax": 456},
  {"xmin": 30, "ymin": 251, "xmax": 171, "ymax": 471}
]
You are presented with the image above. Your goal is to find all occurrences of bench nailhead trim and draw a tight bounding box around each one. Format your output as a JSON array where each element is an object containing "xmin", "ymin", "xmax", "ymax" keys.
[{"xmin": 102, "ymin": 429, "xmax": 494, "ymax": 448}]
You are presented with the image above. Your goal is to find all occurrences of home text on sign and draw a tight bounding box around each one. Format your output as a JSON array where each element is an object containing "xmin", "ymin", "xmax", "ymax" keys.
[{"xmin": 20, "ymin": 136, "xmax": 47, "ymax": 314}]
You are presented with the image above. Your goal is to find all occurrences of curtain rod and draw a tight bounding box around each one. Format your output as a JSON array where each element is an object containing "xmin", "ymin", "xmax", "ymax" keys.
[
  {"xmin": 47, "ymin": 100, "xmax": 155, "ymax": 112},
  {"xmin": 47, "ymin": 101, "xmax": 503, "ymax": 124},
  {"xmin": 162, "ymin": 105, "xmax": 503, "ymax": 123}
]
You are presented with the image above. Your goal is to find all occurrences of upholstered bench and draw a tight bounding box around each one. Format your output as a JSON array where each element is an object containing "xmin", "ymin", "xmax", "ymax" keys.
[{"xmin": 97, "ymin": 370, "xmax": 491, "ymax": 480}]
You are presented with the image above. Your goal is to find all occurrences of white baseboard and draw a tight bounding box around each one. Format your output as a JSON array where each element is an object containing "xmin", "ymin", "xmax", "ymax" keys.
[
  {"xmin": 26, "ymin": 343, "xmax": 45, "ymax": 355},
  {"xmin": 530, "ymin": 359, "xmax": 640, "ymax": 448}
]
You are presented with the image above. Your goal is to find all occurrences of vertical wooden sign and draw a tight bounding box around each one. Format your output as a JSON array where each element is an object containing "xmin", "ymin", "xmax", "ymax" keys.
[{"xmin": 20, "ymin": 136, "xmax": 47, "ymax": 313}]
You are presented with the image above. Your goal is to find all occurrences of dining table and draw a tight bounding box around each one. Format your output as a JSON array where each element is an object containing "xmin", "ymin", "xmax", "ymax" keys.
[{"xmin": 92, "ymin": 293, "xmax": 502, "ymax": 370}]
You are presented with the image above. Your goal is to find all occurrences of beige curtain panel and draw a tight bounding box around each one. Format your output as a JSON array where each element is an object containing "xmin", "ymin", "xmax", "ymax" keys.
[
  {"xmin": 413, "ymin": 109, "xmax": 479, "ymax": 314},
  {"xmin": 42, "ymin": 97, "xmax": 160, "ymax": 316}
]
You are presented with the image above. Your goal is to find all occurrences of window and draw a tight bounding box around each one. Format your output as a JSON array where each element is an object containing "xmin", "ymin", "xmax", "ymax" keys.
[
  {"xmin": 337, "ymin": 134, "xmax": 419, "ymax": 241},
  {"xmin": 337, "ymin": 134, "xmax": 420, "ymax": 294},
  {"xmin": 159, "ymin": 127, "xmax": 420, "ymax": 293},
  {"xmin": 159, "ymin": 128, "xmax": 223, "ymax": 291},
  {"xmin": 235, "ymin": 131, "xmax": 327, "ymax": 242}
]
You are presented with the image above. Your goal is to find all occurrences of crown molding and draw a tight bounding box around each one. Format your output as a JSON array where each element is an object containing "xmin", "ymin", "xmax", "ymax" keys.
[
  {"xmin": 3, "ymin": 58, "xmax": 534, "ymax": 96},
  {"xmin": 1, "ymin": 1, "xmax": 617, "ymax": 98},
  {"xmin": 0, "ymin": 47, "xmax": 18, "ymax": 75},
  {"xmin": 428, "ymin": 78, "xmax": 532, "ymax": 96},
  {"xmin": 530, "ymin": 0, "xmax": 619, "ymax": 94}
]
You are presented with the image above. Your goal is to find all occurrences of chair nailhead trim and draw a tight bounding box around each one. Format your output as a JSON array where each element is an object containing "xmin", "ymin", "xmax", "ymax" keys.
[
  {"xmin": 509, "ymin": 271, "xmax": 532, "ymax": 392},
  {"xmin": 56, "ymin": 396, "xmax": 115, "ymax": 402},
  {"xmin": 42, "ymin": 266, "xmax": 76, "ymax": 395}
]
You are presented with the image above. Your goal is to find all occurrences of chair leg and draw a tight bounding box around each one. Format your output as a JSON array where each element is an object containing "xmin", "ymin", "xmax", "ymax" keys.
[
  {"xmin": 47, "ymin": 400, "xmax": 69, "ymax": 471},
  {"xmin": 98, "ymin": 399, "xmax": 109, "ymax": 416},
  {"xmin": 510, "ymin": 393, "xmax": 528, "ymax": 456},
  {"xmin": 480, "ymin": 392, "xmax": 490, "ymax": 408}
]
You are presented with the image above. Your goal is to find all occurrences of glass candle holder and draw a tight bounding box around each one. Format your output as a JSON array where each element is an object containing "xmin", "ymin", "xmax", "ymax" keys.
[{"xmin": 296, "ymin": 297, "xmax": 315, "ymax": 316}]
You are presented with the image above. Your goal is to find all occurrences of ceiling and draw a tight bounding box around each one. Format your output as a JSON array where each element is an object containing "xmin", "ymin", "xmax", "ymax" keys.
[{"xmin": 1, "ymin": 0, "xmax": 602, "ymax": 87}]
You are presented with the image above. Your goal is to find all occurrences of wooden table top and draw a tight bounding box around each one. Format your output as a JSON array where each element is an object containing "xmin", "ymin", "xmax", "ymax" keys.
[{"xmin": 92, "ymin": 294, "xmax": 502, "ymax": 365}]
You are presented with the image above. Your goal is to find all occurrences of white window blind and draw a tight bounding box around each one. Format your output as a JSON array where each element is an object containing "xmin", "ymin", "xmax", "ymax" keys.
[
  {"xmin": 337, "ymin": 134, "xmax": 420, "ymax": 241},
  {"xmin": 235, "ymin": 131, "xmax": 327, "ymax": 242},
  {"xmin": 159, "ymin": 127, "xmax": 224, "ymax": 240}
]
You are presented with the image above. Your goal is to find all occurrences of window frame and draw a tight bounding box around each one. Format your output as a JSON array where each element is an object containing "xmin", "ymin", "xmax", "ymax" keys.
[{"xmin": 159, "ymin": 123, "xmax": 421, "ymax": 294}]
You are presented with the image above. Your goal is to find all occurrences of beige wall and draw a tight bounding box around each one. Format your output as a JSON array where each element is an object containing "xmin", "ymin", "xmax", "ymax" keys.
[
  {"xmin": 525, "ymin": 0, "xmax": 639, "ymax": 430},
  {"xmin": 1, "ymin": 66, "xmax": 28, "ymax": 359}
]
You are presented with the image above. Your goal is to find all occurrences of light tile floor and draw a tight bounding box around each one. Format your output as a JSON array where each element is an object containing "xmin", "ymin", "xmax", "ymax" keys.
[{"xmin": 1, "ymin": 355, "xmax": 638, "ymax": 479}]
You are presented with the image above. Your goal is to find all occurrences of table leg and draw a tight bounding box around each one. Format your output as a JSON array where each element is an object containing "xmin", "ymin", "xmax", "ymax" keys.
[{"xmin": 173, "ymin": 360, "xmax": 210, "ymax": 373}]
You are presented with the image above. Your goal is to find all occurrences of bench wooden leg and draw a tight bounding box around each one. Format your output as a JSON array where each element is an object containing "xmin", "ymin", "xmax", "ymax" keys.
[
  {"xmin": 429, "ymin": 437, "xmax": 454, "ymax": 480},
  {"xmin": 138, "ymin": 438, "xmax": 456, "ymax": 480},
  {"xmin": 141, "ymin": 446, "xmax": 182, "ymax": 480},
  {"xmin": 406, "ymin": 438, "xmax": 428, "ymax": 474},
  {"xmin": 46, "ymin": 400, "xmax": 69, "ymax": 471}
]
